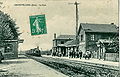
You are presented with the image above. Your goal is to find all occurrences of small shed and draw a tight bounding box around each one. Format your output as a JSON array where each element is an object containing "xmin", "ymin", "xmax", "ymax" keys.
[{"xmin": 0, "ymin": 39, "xmax": 24, "ymax": 59}]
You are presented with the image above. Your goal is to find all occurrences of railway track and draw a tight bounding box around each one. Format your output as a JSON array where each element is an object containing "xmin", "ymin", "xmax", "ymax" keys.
[{"xmin": 27, "ymin": 55, "xmax": 119, "ymax": 77}]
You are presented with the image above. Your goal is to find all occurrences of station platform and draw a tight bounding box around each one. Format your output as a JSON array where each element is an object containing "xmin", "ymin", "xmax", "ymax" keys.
[
  {"xmin": 42, "ymin": 55, "xmax": 119, "ymax": 67},
  {"xmin": 0, "ymin": 55, "xmax": 68, "ymax": 77}
]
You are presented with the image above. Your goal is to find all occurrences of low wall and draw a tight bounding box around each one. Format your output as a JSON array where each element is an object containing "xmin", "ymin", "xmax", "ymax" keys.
[{"xmin": 3, "ymin": 53, "xmax": 17, "ymax": 59}]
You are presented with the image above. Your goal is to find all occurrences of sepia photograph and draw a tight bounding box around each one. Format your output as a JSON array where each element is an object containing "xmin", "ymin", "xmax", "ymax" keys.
[{"xmin": 0, "ymin": 0, "xmax": 119, "ymax": 77}]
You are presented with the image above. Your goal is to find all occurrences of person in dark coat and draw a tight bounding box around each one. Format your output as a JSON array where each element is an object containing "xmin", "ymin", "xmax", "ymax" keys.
[
  {"xmin": 79, "ymin": 50, "xmax": 83, "ymax": 59},
  {"xmin": 73, "ymin": 51, "xmax": 75, "ymax": 58},
  {"xmin": 0, "ymin": 51, "xmax": 4, "ymax": 63},
  {"xmin": 69, "ymin": 49, "xmax": 72, "ymax": 58},
  {"xmin": 76, "ymin": 52, "xmax": 79, "ymax": 58}
]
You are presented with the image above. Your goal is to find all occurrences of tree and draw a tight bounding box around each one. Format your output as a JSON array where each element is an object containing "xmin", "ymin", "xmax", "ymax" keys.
[
  {"xmin": 106, "ymin": 33, "xmax": 119, "ymax": 53},
  {"xmin": 0, "ymin": 11, "xmax": 20, "ymax": 41}
]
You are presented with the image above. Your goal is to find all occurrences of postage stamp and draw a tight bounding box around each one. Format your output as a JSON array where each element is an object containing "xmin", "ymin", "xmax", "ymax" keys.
[{"xmin": 29, "ymin": 14, "xmax": 47, "ymax": 35}]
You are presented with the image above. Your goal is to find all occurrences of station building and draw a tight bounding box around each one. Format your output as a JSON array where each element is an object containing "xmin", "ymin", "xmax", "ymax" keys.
[
  {"xmin": 77, "ymin": 23, "xmax": 118, "ymax": 61},
  {"xmin": 52, "ymin": 23, "xmax": 118, "ymax": 62},
  {"xmin": 52, "ymin": 34, "xmax": 75, "ymax": 57}
]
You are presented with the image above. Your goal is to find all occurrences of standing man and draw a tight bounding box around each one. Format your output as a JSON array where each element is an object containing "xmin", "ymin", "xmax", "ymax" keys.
[{"xmin": 79, "ymin": 50, "xmax": 83, "ymax": 59}]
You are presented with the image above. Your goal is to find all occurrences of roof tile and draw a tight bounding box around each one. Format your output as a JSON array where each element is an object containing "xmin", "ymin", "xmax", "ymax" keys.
[{"xmin": 79, "ymin": 23, "xmax": 118, "ymax": 33}]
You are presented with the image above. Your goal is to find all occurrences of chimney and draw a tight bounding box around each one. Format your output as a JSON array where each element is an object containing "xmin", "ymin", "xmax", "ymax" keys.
[{"xmin": 54, "ymin": 33, "xmax": 56, "ymax": 39}]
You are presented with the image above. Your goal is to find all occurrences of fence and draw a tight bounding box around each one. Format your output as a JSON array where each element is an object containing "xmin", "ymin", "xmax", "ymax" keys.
[{"xmin": 105, "ymin": 53, "xmax": 119, "ymax": 62}]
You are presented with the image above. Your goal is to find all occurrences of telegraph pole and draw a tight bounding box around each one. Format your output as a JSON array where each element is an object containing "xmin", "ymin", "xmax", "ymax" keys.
[
  {"xmin": 69, "ymin": 1, "xmax": 79, "ymax": 51},
  {"xmin": 75, "ymin": 2, "xmax": 79, "ymax": 52},
  {"xmin": 118, "ymin": 0, "xmax": 120, "ymax": 74},
  {"xmin": 69, "ymin": 2, "xmax": 79, "ymax": 39},
  {"xmin": 74, "ymin": 2, "xmax": 79, "ymax": 39}
]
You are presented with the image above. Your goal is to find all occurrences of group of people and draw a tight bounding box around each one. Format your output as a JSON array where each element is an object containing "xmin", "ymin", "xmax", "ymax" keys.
[
  {"xmin": 83, "ymin": 50, "xmax": 92, "ymax": 59},
  {"xmin": 68, "ymin": 50, "xmax": 83, "ymax": 59},
  {"xmin": 52, "ymin": 49, "xmax": 92, "ymax": 59},
  {"xmin": 67, "ymin": 49, "xmax": 92, "ymax": 59}
]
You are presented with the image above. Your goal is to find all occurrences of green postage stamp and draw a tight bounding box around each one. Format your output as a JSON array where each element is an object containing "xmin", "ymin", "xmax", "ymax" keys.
[{"xmin": 29, "ymin": 14, "xmax": 47, "ymax": 35}]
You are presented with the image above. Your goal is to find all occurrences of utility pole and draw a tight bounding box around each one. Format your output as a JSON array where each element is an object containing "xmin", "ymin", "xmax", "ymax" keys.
[
  {"xmin": 69, "ymin": 1, "xmax": 79, "ymax": 51},
  {"xmin": 118, "ymin": 0, "xmax": 120, "ymax": 74},
  {"xmin": 69, "ymin": 1, "xmax": 79, "ymax": 39},
  {"xmin": 74, "ymin": 2, "xmax": 79, "ymax": 39}
]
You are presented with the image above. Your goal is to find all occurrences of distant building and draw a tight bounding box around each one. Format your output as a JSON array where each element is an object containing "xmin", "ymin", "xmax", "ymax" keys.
[
  {"xmin": 77, "ymin": 23, "xmax": 118, "ymax": 61},
  {"xmin": 52, "ymin": 34, "xmax": 75, "ymax": 57}
]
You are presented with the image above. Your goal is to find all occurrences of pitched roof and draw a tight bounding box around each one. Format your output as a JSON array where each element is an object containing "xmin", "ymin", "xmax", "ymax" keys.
[
  {"xmin": 56, "ymin": 35, "xmax": 75, "ymax": 40},
  {"xmin": 78, "ymin": 23, "xmax": 118, "ymax": 34},
  {"xmin": 64, "ymin": 39, "xmax": 77, "ymax": 47}
]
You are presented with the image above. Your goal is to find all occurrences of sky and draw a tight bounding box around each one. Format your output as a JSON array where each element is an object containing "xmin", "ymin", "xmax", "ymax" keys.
[{"xmin": 0, "ymin": 0, "xmax": 118, "ymax": 51}]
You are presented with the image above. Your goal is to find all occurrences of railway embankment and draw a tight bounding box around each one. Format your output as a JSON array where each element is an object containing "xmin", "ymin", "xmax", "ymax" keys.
[{"xmin": 27, "ymin": 55, "xmax": 119, "ymax": 77}]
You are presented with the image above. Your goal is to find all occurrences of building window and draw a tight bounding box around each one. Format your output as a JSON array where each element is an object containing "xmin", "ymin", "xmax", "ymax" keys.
[
  {"xmin": 61, "ymin": 41, "xmax": 64, "ymax": 44},
  {"xmin": 81, "ymin": 35, "xmax": 83, "ymax": 41},
  {"xmin": 91, "ymin": 34, "xmax": 95, "ymax": 41},
  {"xmin": 4, "ymin": 44, "xmax": 13, "ymax": 53}
]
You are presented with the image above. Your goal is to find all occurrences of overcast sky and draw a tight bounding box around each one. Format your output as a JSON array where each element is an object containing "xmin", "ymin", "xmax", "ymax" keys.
[{"xmin": 0, "ymin": 0, "xmax": 118, "ymax": 51}]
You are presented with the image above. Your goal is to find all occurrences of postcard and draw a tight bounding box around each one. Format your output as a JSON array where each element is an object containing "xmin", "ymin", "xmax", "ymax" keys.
[{"xmin": 0, "ymin": 0, "xmax": 119, "ymax": 77}]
